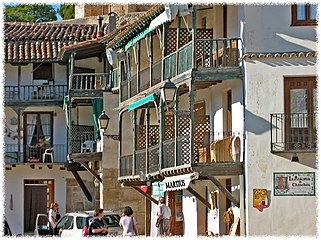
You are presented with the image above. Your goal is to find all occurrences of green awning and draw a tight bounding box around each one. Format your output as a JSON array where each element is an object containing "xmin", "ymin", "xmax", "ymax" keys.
[
  {"xmin": 128, "ymin": 94, "xmax": 155, "ymax": 111},
  {"xmin": 125, "ymin": 27, "xmax": 152, "ymax": 52},
  {"xmin": 92, "ymin": 99, "xmax": 103, "ymax": 140}
]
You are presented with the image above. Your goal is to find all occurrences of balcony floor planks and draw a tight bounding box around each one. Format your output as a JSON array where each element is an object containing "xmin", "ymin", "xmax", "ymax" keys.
[
  {"xmin": 192, "ymin": 162, "xmax": 244, "ymax": 176},
  {"xmin": 68, "ymin": 152, "xmax": 102, "ymax": 162}
]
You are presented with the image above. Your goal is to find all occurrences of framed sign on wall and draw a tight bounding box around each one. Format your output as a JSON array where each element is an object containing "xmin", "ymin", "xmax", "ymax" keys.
[{"xmin": 273, "ymin": 172, "xmax": 315, "ymax": 196}]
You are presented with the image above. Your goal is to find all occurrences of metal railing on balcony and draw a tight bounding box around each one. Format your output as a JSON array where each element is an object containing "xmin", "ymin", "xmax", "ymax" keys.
[
  {"xmin": 5, "ymin": 85, "xmax": 67, "ymax": 102},
  {"xmin": 4, "ymin": 144, "xmax": 67, "ymax": 164},
  {"xmin": 71, "ymin": 73, "xmax": 110, "ymax": 90},
  {"xmin": 111, "ymin": 68, "xmax": 119, "ymax": 89},
  {"xmin": 271, "ymin": 113, "xmax": 317, "ymax": 152}
]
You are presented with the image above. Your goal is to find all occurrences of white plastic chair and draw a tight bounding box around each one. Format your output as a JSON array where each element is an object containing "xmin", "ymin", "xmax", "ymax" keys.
[
  {"xmin": 42, "ymin": 148, "xmax": 54, "ymax": 163},
  {"xmin": 81, "ymin": 140, "xmax": 95, "ymax": 153}
]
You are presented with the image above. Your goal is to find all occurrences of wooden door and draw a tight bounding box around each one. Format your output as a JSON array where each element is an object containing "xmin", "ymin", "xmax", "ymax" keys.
[
  {"xmin": 168, "ymin": 191, "xmax": 183, "ymax": 235},
  {"xmin": 284, "ymin": 77, "xmax": 317, "ymax": 150}
]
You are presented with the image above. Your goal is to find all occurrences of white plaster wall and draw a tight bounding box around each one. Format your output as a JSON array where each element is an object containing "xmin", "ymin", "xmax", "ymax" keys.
[
  {"xmin": 54, "ymin": 63, "xmax": 67, "ymax": 85},
  {"xmin": 4, "ymin": 165, "xmax": 92, "ymax": 235},
  {"xmin": 101, "ymin": 92, "xmax": 120, "ymax": 169},
  {"xmin": 243, "ymin": 5, "xmax": 317, "ymax": 52},
  {"xmin": 150, "ymin": 201, "xmax": 159, "ymax": 237},
  {"xmin": 182, "ymin": 188, "xmax": 198, "ymax": 237},
  {"xmin": 77, "ymin": 106, "xmax": 94, "ymax": 126},
  {"xmin": 244, "ymin": 58, "xmax": 317, "ymax": 236},
  {"xmin": 74, "ymin": 57, "xmax": 104, "ymax": 73}
]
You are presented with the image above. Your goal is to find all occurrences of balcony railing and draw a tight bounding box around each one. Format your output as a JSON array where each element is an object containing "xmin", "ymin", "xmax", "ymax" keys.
[
  {"xmin": 5, "ymin": 85, "xmax": 67, "ymax": 102},
  {"xmin": 111, "ymin": 68, "xmax": 119, "ymax": 89},
  {"xmin": 4, "ymin": 144, "xmax": 67, "ymax": 164},
  {"xmin": 71, "ymin": 73, "xmax": 110, "ymax": 90},
  {"xmin": 70, "ymin": 125, "xmax": 96, "ymax": 154},
  {"xmin": 271, "ymin": 113, "xmax": 317, "ymax": 152}
]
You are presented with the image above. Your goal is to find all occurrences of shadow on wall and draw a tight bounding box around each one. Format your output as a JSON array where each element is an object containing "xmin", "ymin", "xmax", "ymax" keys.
[
  {"xmin": 245, "ymin": 110, "xmax": 273, "ymax": 135},
  {"xmin": 244, "ymin": 57, "xmax": 316, "ymax": 68}
]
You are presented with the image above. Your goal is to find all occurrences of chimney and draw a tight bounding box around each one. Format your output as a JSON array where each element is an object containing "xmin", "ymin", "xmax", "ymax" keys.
[
  {"xmin": 108, "ymin": 12, "xmax": 117, "ymax": 34},
  {"xmin": 97, "ymin": 16, "xmax": 103, "ymax": 37}
]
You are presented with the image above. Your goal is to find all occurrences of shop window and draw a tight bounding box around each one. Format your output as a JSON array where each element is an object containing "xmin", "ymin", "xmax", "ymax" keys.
[{"xmin": 291, "ymin": 4, "xmax": 317, "ymax": 26}]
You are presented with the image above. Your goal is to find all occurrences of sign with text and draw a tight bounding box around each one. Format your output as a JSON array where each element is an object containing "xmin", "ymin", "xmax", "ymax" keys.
[
  {"xmin": 274, "ymin": 172, "xmax": 315, "ymax": 196},
  {"xmin": 152, "ymin": 182, "xmax": 165, "ymax": 197}
]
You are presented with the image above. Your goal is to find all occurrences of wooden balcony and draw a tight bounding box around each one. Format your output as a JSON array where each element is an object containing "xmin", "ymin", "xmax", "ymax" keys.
[
  {"xmin": 4, "ymin": 84, "xmax": 67, "ymax": 107},
  {"xmin": 69, "ymin": 73, "xmax": 110, "ymax": 99},
  {"xmin": 119, "ymin": 113, "xmax": 244, "ymax": 181},
  {"xmin": 68, "ymin": 124, "xmax": 102, "ymax": 162},
  {"xmin": 119, "ymin": 37, "xmax": 242, "ymax": 105},
  {"xmin": 4, "ymin": 144, "xmax": 67, "ymax": 164},
  {"xmin": 271, "ymin": 113, "xmax": 317, "ymax": 153}
]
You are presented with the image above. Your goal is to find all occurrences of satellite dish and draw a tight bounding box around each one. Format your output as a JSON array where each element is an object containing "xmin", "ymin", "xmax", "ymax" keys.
[
  {"xmin": 117, "ymin": 50, "xmax": 126, "ymax": 61},
  {"xmin": 106, "ymin": 48, "xmax": 117, "ymax": 67}
]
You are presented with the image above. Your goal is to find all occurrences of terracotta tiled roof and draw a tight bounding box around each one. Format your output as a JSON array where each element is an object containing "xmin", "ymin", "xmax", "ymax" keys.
[{"xmin": 4, "ymin": 22, "xmax": 109, "ymax": 63}]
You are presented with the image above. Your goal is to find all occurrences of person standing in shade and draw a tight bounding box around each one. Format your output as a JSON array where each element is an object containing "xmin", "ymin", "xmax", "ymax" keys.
[
  {"xmin": 156, "ymin": 197, "xmax": 172, "ymax": 236},
  {"xmin": 55, "ymin": 202, "xmax": 61, "ymax": 222},
  {"xmin": 88, "ymin": 208, "xmax": 109, "ymax": 236},
  {"xmin": 119, "ymin": 206, "xmax": 138, "ymax": 236}
]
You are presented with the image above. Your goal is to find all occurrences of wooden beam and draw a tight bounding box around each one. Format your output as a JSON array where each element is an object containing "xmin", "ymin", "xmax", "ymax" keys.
[
  {"xmin": 78, "ymin": 161, "xmax": 102, "ymax": 183},
  {"xmin": 206, "ymin": 175, "xmax": 240, "ymax": 208},
  {"xmin": 69, "ymin": 152, "xmax": 102, "ymax": 162},
  {"xmin": 187, "ymin": 186, "xmax": 211, "ymax": 209},
  {"xmin": 71, "ymin": 170, "xmax": 92, "ymax": 202},
  {"xmin": 192, "ymin": 162, "xmax": 243, "ymax": 176},
  {"xmin": 131, "ymin": 186, "xmax": 158, "ymax": 205}
]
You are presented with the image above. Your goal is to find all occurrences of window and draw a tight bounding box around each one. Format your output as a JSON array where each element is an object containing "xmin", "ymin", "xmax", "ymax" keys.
[
  {"xmin": 284, "ymin": 77, "xmax": 317, "ymax": 150},
  {"xmin": 291, "ymin": 4, "xmax": 317, "ymax": 26},
  {"xmin": 24, "ymin": 112, "xmax": 53, "ymax": 162},
  {"xmin": 33, "ymin": 63, "xmax": 53, "ymax": 80}
]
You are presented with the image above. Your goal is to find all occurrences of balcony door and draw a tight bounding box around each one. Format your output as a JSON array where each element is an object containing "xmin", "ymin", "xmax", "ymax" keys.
[
  {"xmin": 284, "ymin": 77, "xmax": 317, "ymax": 150},
  {"xmin": 23, "ymin": 112, "xmax": 53, "ymax": 162}
]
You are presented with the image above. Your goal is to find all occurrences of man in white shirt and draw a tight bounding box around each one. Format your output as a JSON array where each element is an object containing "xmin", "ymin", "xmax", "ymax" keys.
[{"xmin": 156, "ymin": 197, "xmax": 172, "ymax": 236}]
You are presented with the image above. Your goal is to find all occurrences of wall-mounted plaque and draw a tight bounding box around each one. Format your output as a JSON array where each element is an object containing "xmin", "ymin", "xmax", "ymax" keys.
[{"xmin": 274, "ymin": 172, "xmax": 315, "ymax": 196}]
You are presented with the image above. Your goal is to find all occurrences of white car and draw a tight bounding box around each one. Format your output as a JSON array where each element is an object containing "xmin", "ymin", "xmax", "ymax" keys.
[{"xmin": 55, "ymin": 210, "xmax": 122, "ymax": 237}]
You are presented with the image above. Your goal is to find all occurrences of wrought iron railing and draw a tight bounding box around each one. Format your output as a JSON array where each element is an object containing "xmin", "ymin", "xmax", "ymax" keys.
[
  {"xmin": 4, "ymin": 144, "xmax": 67, "ymax": 164},
  {"xmin": 5, "ymin": 85, "xmax": 67, "ymax": 102},
  {"xmin": 71, "ymin": 73, "xmax": 110, "ymax": 90},
  {"xmin": 271, "ymin": 113, "xmax": 317, "ymax": 152},
  {"xmin": 148, "ymin": 144, "xmax": 159, "ymax": 173}
]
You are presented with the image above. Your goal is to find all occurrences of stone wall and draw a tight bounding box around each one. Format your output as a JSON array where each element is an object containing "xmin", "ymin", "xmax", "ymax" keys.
[
  {"xmin": 102, "ymin": 168, "xmax": 146, "ymax": 235},
  {"xmin": 66, "ymin": 178, "xmax": 95, "ymax": 212}
]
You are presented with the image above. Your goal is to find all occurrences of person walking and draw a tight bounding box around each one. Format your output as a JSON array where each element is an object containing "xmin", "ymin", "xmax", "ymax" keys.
[
  {"xmin": 55, "ymin": 202, "xmax": 61, "ymax": 222},
  {"xmin": 156, "ymin": 197, "xmax": 172, "ymax": 236},
  {"xmin": 119, "ymin": 206, "xmax": 138, "ymax": 236},
  {"xmin": 88, "ymin": 208, "xmax": 109, "ymax": 236},
  {"xmin": 48, "ymin": 203, "xmax": 57, "ymax": 233}
]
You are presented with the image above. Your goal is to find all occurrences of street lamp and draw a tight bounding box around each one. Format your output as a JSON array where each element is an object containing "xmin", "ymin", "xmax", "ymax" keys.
[
  {"xmin": 160, "ymin": 80, "xmax": 177, "ymax": 103},
  {"xmin": 98, "ymin": 111, "xmax": 120, "ymax": 141}
]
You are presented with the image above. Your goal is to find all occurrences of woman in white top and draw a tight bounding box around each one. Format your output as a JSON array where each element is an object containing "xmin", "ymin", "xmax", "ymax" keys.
[
  {"xmin": 119, "ymin": 206, "xmax": 138, "ymax": 236},
  {"xmin": 48, "ymin": 203, "xmax": 58, "ymax": 228}
]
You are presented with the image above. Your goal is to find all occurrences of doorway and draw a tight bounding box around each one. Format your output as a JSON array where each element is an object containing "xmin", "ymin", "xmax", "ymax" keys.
[
  {"xmin": 168, "ymin": 191, "xmax": 183, "ymax": 235},
  {"xmin": 24, "ymin": 180, "xmax": 54, "ymax": 233}
]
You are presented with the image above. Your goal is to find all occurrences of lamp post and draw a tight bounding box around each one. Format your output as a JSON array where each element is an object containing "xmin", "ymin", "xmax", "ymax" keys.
[{"xmin": 98, "ymin": 111, "xmax": 120, "ymax": 140}]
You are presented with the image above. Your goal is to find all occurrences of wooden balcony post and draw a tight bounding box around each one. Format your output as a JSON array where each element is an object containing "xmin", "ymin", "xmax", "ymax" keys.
[
  {"xmin": 149, "ymin": 32, "xmax": 153, "ymax": 88},
  {"xmin": 137, "ymin": 41, "xmax": 141, "ymax": 93},
  {"xmin": 145, "ymin": 104, "xmax": 150, "ymax": 175},
  {"xmin": 192, "ymin": 5, "xmax": 197, "ymax": 68},
  {"xmin": 189, "ymin": 82, "xmax": 195, "ymax": 164},
  {"xmin": 132, "ymin": 110, "xmax": 137, "ymax": 175},
  {"xmin": 18, "ymin": 65, "xmax": 21, "ymax": 100},
  {"xmin": 118, "ymin": 111, "xmax": 123, "ymax": 177},
  {"xmin": 159, "ymin": 99, "xmax": 164, "ymax": 170},
  {"xmin": 161, "ymin": 23, "xmax": 168, "ymax": 81},
  {"xmin": 69, "ymin": 51, "xmax": 75, "ymax": 90},
  {"xmin": 176, "ymin": 16, "xmax": 181, "ymax": 75},
  {"xmin": 174, "ymin": 90, "xmax": 179, "ymax": 167}
]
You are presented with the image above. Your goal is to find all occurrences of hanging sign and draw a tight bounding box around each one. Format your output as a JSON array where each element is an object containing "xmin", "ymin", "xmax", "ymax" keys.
[
  {"xmin": 162, "ymin": 173, "xmax": 198, "ymax": 192},
  {"xmin": 274, "ymin": 172, "xmax": 315, "ymax": 196},
  {"xmin": 253, "ymin": 189, "xmax": 269, "ymax": 212},
  {"xmin": 152, "ymin": 182, "xmax": 165, "ymax": 197}
]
